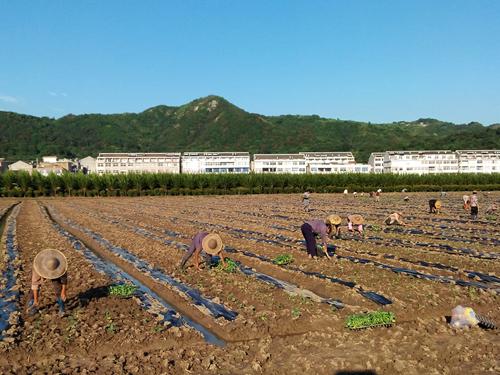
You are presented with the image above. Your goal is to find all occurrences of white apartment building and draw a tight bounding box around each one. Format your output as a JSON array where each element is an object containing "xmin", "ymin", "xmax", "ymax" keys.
[
  {"xmin": 181, "ymin": 152, "xmax": 250, "ymax": 173},
  {"xmin": 96, "ymin": 153, "xmax": 181, "ymax": 174},
  {"xmin": 456, "ymin": 150, "xmax": 500, "ymax": 173},
  {"xmin": 79, "ymin": 156, "xmax": 96, "ymax": 174},
  {"xmin": 349, "ymin": 163, "xmax": 371, "ymax": 173},
  {"xmin": 299, "ymin": 152, "xmax": 356, "ymax": 173},
  {"xmin": 253, "ymin": 154, "xmax": 307, "ymax": 173},
  {"xmin": 368, "ymin": 152, "xmax": 385, "ymax": 173},
  {"xmin": 383, "ymin": 150, "xmax": 459, "ymax": 174}
]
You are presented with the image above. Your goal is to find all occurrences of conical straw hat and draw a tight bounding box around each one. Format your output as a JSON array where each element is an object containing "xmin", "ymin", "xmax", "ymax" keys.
[
  {"xmin": 202, "ymin": 233, "xmax": 224, "ymax": 255},
  {"xmin": 33, "ymin": 249, "xmax": 67, "ymax": 280},
  {"xmin": 435, "ymin": 200, "xmax": 442, "ymax": 209},
  {"xmin": 326, "ymin": 215, "xmax": 342, "ymax": 225},
  {"xmin": 349, "ymin": 214, "xmax": 364, "ymax": 225}
]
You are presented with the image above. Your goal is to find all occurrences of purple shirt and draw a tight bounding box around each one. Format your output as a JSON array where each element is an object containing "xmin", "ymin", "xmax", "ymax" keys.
[
  {"xmin": 306, "ymin": 219, "xmax": 328, "ymax": 246},
  {"xmin": 179, "ymin": 231, "xmax": 209, "ymax": 269}
]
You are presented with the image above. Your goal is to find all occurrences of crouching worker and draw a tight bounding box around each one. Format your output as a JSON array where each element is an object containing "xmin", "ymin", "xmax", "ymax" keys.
[
  {"xmin": 300, "ymin": 217, "xmax": 335, "ymax": 260},
  {"xmin": 347, "ymin": 215, "xmax": 364, "ymax": 236},
  {"xmin": 27, "ymin": 249, "xmax": 68, "ymax": 317},
  {"xmin": 429, "ymin": 199, "xmax": 441, "ymax": 214},
  {"xmin": 385, "ymin": 212, "xmax": 406, "ymax": 226},
  {"xmin": 328, "ymin": 215, "xmax": 342, "ymax": 239},
  {"xmin": 179, "ymin": 232, "xmax": 226, "ymax": 271}
]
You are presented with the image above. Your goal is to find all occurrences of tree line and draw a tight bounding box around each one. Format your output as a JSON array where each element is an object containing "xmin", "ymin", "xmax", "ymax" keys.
[{"xmin": 0, "ymin": 171, "xmax": 498, "ymax": 197}]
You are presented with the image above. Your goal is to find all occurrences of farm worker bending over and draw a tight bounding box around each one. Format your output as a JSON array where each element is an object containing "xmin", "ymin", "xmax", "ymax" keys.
[
  {"xmin": 300, "ymin": 216, "xmax": 336, "ymax": 260},
  {"xmin": 28, "ymin": 249, "xmax": 68, "ymax": 316},
  {"xmin": 470, "ymin": 191, "xmax": 479, "ymax": 220},
  {"xmin": 429, "ymin": 199, "xmax": 441, "ymax": 214},
  {"xmin": 347, "ymin": 215, "xmax": 364, "ymax": 236},
  {"xmin": 385, "ymin": 212, "xmax": 406, "ymax": 226},
  {"xmin": 179, "ymin": 232, "xmax": 226, "ymax": 271}
]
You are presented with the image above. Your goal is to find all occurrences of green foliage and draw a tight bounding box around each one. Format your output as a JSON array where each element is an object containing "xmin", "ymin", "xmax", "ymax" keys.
[
  {"xmin": 273, "ymin": 254, "xmax": 294, "ymax": 265},
  {"xmin": 104, "ymin": 311, "xmax": 117, "ymax": 334},
  {"xmin": 1, "ymin": 170, "xmax": 500, "ymax": 197},
  {"xmin": 108, "ymin": 283, "xmax": 138, "ymax": 298},
  {"xmin": 1, "ymin": 95, "xmax": 499, "ymax": 161},
  {"xmin": 215, "ymin": 258, "xmax": 239, "ymax": 273},
  {"xmin": 345, "ymin": 311, "xmax": 396, "ymax": 330},
  {"xmin": 291, "ymin": 307, "xmax": 301, "ymax": 319}
]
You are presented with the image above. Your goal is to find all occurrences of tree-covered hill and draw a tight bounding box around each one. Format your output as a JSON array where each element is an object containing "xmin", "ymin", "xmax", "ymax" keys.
[{"xmin": 1, "ymin": 95, "xmax": 499, "ymax": 162}]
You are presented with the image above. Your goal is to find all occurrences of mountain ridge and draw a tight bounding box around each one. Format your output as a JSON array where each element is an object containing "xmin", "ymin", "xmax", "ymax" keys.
[{"xmin": 1, "ymin": 95, "xmax": 499, "ymax": 162}]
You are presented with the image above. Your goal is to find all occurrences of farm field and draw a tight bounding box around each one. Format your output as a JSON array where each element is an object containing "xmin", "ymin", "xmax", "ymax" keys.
[{"xmin": 0, "ymin": 192, "xmax": 498, "ymax": 374}]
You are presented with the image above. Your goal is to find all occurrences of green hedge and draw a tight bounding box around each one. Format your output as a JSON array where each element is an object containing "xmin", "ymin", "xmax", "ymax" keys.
[{"xmin": 0, "ymin": 171, "xmax": 499, "ymax": 197}]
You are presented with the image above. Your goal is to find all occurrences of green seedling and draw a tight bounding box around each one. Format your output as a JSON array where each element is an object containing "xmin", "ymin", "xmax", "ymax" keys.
[
  {"xmin": 273, "ymin": 254, "xmax": 294, "ymax": 266},
  {"xmin": 64, "ymin": 311, "xmax": 79, "ymax": 343},
  {"xmin": 371, "ymin": 225, "xmax": 382, "ymax": 232},
  {"xmin": 153, "ymin": 325, "xmax": 165, "ymax": 333},
  {"xmin": 108, "ymin": 283, "xmax": 138, "ymax": 298},
  {"xmin": 215, "ymin": 258, "xmax": 239, "ymax": 273},
  {"xmin": 227, "ymin": 293, "xmax": 237, "ymax": 302},
  {"xmin": 345, "ymin": 311, "xmax": 395, "ymax": 330},
  {"xmin": 485, "ymin": 215, "xmax": 496, "ymax": 221},
  {"xmin": 104, "ymin": 311, "xmax": 117, "ymax": 334},
  {"xmin": 291, "ymin": 307, "xmax": 301, "ymax": 319}
]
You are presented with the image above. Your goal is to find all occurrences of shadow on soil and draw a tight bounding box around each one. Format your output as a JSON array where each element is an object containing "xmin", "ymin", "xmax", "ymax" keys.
[{"xmin": 68, "ymin": 285, "xmax": 110, "ymax": 308}]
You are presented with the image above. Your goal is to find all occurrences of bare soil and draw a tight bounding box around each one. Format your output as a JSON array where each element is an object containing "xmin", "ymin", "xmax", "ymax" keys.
[{"xmin": 0, "ymin": 192, "xmax": 498, "ymax": 374}]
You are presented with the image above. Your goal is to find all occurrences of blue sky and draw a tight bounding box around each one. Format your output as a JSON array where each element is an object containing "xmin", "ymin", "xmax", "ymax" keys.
[{"xmin": 1, "ymin": 0, "xmax": 499, "ymax": 124}]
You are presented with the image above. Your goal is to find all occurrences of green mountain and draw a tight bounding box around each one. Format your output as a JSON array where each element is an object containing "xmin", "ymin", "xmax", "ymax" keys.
[{"xmin": 1, "ymin": 95, "xmax": 499, "ymax": 162}]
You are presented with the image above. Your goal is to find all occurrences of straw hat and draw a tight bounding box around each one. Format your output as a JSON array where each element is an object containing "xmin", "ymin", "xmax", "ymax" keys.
[
  {"xmin": 349, "ymin": 214, "xmax": 364, "ymax": 225},
  {"xmin": 33, "ymin": 249, "xmax": 67, "ymax": 280},
  {"xmin": 326, "ymin": 215, "xmax": 342, "ymax": 225},
  {"xmin": 435, "ymin": 200, "xmax": 442, "ymax": 209},
  {"xmin": 202, "ymin": 233, "xmax": 224, "ymax": 255}
]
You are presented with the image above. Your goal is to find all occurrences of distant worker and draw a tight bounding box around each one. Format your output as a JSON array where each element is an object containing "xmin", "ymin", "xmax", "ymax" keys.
[
  {"xmin": 328, "ymin": 215, "xmax": 342, "ymax": 239},
  {"xmin": 353, "ymin": 191, "xmax": 357, "ymax": 197},
  {"xmin": 429, "ymin": 199, "xmax": 442, "ymax": 214},
  {"xmin": 375, "ymin": 190, "xmax": 381, "ymax": 202},
  {"xmin": 300, "ymin": 216, "xmax": 335, "ymax": 260},
  {"xmin": 403, "ymin": 196, "xmax": 410, "ymax": 202},
  {"xmin": 343, "ymin": 189, "xmax": 348, "ymax": 195},
  {"xmin": 485, "ymin": 203, "xmax": 497, "ymax": 214},
  {"xmin": 440, "ymin": 191, "xmax": 447, "ymax": 198},
  {"xmin": 385, "ymin": 212, "xmax": 406, "ymax": 226},
  {"xmin": 470, "ymin": 191, "xmax": 479, "ymax": 220},
  {"xmin": 302, "ymin": 191, "xmax": 311, "ymax": 212},
  {"xmin": 463, "ymin": 195, "xmax": 470, "ymax": 210},
  {"xmin": 27, "ymin": 249, "xmax": 68, "ymax": 317},
  {"xmin": 347, "ymin": 214, "xmax": 364, "ymax": 237},
  {"xmin": 179, "ymin": 232, "xmax": 226, "ymax": 271}
]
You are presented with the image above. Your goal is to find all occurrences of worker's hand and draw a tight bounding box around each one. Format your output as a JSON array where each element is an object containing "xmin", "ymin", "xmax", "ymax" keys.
[
  {"xmin": 324, "ymin": 246, "xmax": 331, "ymax": 259},
  {"xmin": 61, "ymin": 290, "xmax": 67, "ymax": 302}
]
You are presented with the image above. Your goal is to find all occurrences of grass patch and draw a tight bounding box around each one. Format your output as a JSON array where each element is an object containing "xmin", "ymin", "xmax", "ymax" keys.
[
  {"xmin": 108, "ymin": 283, "xmax": 138, "ymax": 298},
  {"xmin": 273, "ymin": 254, "xmax": 294, "ymax": 265},
  {"xmin": 215, "ymin": 258, "xmax": 239, "ymax": 273},
  {"xmin": 345, "ymin": 311, "xmax": 395, "ymax": 330}
]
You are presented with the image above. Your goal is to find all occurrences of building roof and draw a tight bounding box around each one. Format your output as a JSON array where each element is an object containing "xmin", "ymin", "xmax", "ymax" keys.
[
  {"xmin": 254, "ymin": 154, "xmax": 305, "ymax": 160},
  {"xmin": 182, "ymin": 152, "xmax": 250, "ymax": 157},
  {"xmin": 455, "ymin": 150, "xmax": 500, "ymax": 154},
  {"xmin": 98, "ymin": 153, "xmax": 181, "ymax": 158},
  {"xmin": 299, "ymin": 152, "xmax": 354, "ymax": 158},
  {"xmin": 386, "ymin": 150, "xmax": 454, "ymax": 155},
  {"xmin": 79, "ymin": 156, "xmax": 96, "ymax": 162}
]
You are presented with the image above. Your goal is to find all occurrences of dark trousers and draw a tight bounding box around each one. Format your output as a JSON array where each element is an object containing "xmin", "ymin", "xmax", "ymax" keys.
[
  {"xmin": 301, "ymin": 223, "xmax": 317, "ymax": 257},
  {"xmin": 471, "ymin": 206, "xmax": 478, "ymax": 218}
]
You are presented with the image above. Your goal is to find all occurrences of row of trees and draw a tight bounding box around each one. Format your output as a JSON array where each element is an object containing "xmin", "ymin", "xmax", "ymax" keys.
[{"xmin": 0, "ymin": 171, "xmax": 498, "ymax": 197}]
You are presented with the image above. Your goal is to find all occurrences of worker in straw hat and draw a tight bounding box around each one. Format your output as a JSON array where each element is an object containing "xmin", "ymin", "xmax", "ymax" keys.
[
  {"xmin": 385, "ymin": 212, "xmax": 406, "ymax": 226},
  {"xmin": 27, "ymin": 249, "xmax": 68, "ymax": 316},
  {"xmin": 300, "ymin": 216, "xmax": 336, "ymax": 260},
  {"xmin": 347, "ymin": 214, "xmax": 364, "ymax": 236},
  {"xmin": 327, "ymin": 214, "xmax": 343, "ymax": 239},
  {"xmin": 429, "ymin": 199, "xmax": 442, "ymax": 214},
  {"xmin": 179, "ymin": 232, "xmax": 226, "ymax": 271}
]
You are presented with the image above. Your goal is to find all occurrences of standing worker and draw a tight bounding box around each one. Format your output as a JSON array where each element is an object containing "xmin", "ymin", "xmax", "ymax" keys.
[
  {"xmin": 347, "ymin": 214, "xmax": 364, "ymax": 236},
  {"xmin": 300, "ymin": 216, "xmax": 335, "ymax": 259},
  {"xmin": 179, "ymin": 232, "xmax": 226, "ymax": 271},
  {"xmin": 375, "ymin": 190, "xmax": 381, "ymax": 202},
  {"xmin": 302, "ymin": 191, "xmax": 311, "ymax": 212},
  {"xmin": 470, "ymin": 191, "xmax": 479, "ymax": 219},
  {"xmin": 429, "ymin": 199, "xmax": 442, "ymax": 214},
  {"xmin": 27, "ymin": 249, "xmax": 68, "ymax": 316}
]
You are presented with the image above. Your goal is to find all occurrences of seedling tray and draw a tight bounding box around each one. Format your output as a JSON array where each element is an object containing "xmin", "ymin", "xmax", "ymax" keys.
[{"xmin": 345, "ymin": 311, "xmax": 396, "ymax": 330}]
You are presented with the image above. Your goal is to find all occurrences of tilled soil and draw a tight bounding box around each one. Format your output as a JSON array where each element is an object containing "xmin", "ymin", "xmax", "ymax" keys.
[{"xmin": 0, "ymin": 193, "xmax": 499, "ymax": 374}]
